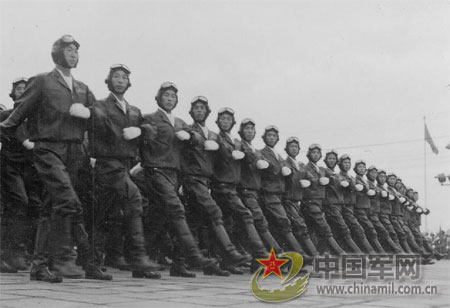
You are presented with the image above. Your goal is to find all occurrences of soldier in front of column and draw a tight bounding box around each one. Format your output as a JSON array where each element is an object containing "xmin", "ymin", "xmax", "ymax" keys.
[
  {"xmin": 376, "ymin": 169, "xmax": 404, "ymax": 253},
  {"xmin": 337, "ymin": 154, "xmax": 375, "ymax": 254},
  {"xmin": 238, "ymin": 119, "xmax": 282, "ymax": 255},
  {"xmin": 353, "ymin": 160, "xmax": 385, "ymax": 253},
  {"xmin": 301, "ymin": 144, "xmax": 346, "ymax": 255},
  {"xmin": 282, "ymin": 137, "xmax": 320, "ymax": 257},
  {"xmin": 0, "ymin": 77, "xmax": 42, "ymax": 273},
  {"xmin": 366, "ymin": 166, "xmax": 402, "ymax": 254},
  {"xmin": 181, "ymin": 97, "xmax": 249, "ymax": 276},
  {"xmin": 210, "ymin": 108, "xmax": 267, "ymax": 270},
  {"xmin": 140, "ymin": 82, "xmax": 216, "ymax": 272},
  {"xmin": 0, "ymin": 35, "xmax": 95, "ymax": 283},
  {"xmin": 87, "ymin": 64, "xmax": 163, "ymax": 280},
  {"xmin": 259, "ymin": 127, "xmax": 308, "ymax": 256},
  {"xmin": 322, "ymin": 150, "xmax": 362, "ymax": 254}
]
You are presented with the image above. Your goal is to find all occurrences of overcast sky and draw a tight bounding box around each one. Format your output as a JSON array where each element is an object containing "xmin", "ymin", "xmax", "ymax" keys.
[{"xmin": 1, "ymin": 0, "xmax": 449, "ymax": 232}]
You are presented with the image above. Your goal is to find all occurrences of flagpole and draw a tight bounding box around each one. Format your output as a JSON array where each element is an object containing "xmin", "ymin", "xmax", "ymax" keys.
[{"xmin": 423, "ymin": 116, "xmax": 428, "ymax": 231}]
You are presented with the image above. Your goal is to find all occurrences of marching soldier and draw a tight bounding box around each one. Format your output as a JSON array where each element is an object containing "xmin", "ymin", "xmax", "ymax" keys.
[
  {"xmin": 353, "ymin": 160, "xmax": 385, "ymax": 253},
  {"xmin": 337, "ymin": 155, "xmax": 375, "ymax": 254},
  {"xmin": 1, "ymin": 77, "xmax": 42, "ymax": 273},
  {"xmin": 0, "ymin": 35, "xmax": 97, "ymax": 283},
  {"xmin": 376, "ymin": 169, "xmax": 404, "ymax": 253},
  {"xmin": 322, "ymin": 150, "xmax": 362, "ymax": 253},
  {"xmin": 258, "ymin": 128, "xmax": 307, "ymax": 255},
  {"xmin": 366, "ymin": 166, "xmax": 402, "ymax": 253},
  {"xmin": 210, "ymin": 108, "xmax": 267, "ymax": 270},
  {"xmin": 140, "ymin": 82, "xmax": 216, "ymax": 271},
  {"xmin": 238, "ymin": 119, "xmax": 282, "ymax": 254},
  {"xmin": 181, "ymin": 97, "xmax": 249, "ymax": 276},
  {"xmin": 301, "ymin": 144, "xmax": 345, "ymax": 255},
  {"xmin": 87, "ymin": 64, "xmax": 162, "ymax": 280}
]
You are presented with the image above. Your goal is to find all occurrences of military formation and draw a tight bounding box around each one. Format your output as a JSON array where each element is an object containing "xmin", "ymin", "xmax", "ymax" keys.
[{"xmin": 0, "ymin": 35, "xmax": 444, "ymax": 284}]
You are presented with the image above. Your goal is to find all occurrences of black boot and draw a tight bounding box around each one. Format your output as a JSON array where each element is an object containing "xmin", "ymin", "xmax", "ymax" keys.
[
  {"xmin": 48, "ymin": 215, "xmax": 84, "ymax": 279},
  {"xmin": 259, "ymin": 231, "xmax": 282, "ymax": 254},
  {"xmin": 170, "ymin": 262, "xmax": 196, "ymax": 278},
  {"xmin": 104, "ymin": 221, "xmax": 133, "ymax": 270},
  {"xmin": 385, "ymin": 237, "xmax": 403, "ymax": 254},
  {"xmin": 327, "ymin": 237, "xmax": 346, "ymax": 255},
  {"xmin": 126, "ymin": 217, "xmax": 162, "ymax": 271},
  {"xmin": 0, "ymin": 259, "xmax": 17, "ymax": 273},
  {"xmin": 203, "ymin": 263, "xmax": 231, "ymax": 276},
  {"xmin": 132, "ymin": 270, "xmax": 161, "ymax": 279},
  {"xmin": 369, "ymin": 236, "xmax": 386, "ymax": 254},
  {"xmin": 213, "ymin": 224, "xmax": 250, "ymax": 266},
  {"xmin": 244, "ymin": 223, "xmax": 268, "ymax": 259},
  {"xmin": 303, "ymin": 237, "xmax": 320, "ymax": 257},
  {"xmin": 343, "ymin": 235, "xmax": 363, "ymax": 254},
  {"xmin": 172, "ymin": 218, "xmax": 216, "ymax": 268},
  {"xmin": 85, "ymin": 264, "xmax": 112, "ymax": 280},
  {"xmin": 30, "ymin": 264, "xmax": 63, "ymax": 283},
  {"xmin": 221, "ymin": 264, "xmax": 244, "ymax": 275},
  {"xmin": 400, "ymin": 239, "xmax": 414, "ymax": 254}
]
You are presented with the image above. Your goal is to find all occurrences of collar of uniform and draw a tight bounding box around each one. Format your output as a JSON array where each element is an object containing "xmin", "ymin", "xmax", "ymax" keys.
[
  {"xmin": 288, "ymin": 156, "xmax": 299, "ymax": 170},
  {"xmin": 111, "ymin": 93, "xmax": 127, "ymax": 114},
  {"xmin": 158, "ymin": 107, "xmax": 175, "ymax": 126},
  {"xmin": 242, "ymin": 139, "xmax": 255, "ymax": 152},
  {"xmin": 55, "ymin": 68, "xmax": 73, "ymax": 91}
]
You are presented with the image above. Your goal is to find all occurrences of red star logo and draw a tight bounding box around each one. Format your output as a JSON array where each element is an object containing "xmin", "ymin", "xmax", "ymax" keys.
[{"xmin": 256, "ymin": 248, "xmax": 288, "ymax": 279}]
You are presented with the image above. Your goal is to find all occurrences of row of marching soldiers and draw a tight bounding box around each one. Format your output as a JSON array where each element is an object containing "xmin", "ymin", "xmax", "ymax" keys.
[{"xmin": 0, "ymin": 35, "xmax": 443, "ymax": 283}]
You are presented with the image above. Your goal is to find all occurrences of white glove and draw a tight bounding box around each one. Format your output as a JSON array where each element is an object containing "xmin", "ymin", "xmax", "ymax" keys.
[
  {"xmin": 281, "ymin": 166, "xmax": 292, "ymax": 176},
  {"xmin": 232, "ymin": 150, "xmax": 245, "ymax": 160},
  {"xmin": 340, "ymin": 180, "xmax": 349, "ymax": 188},
  {"xmin": 22, "ymin": 139, "xmax": 35, "ymax": 150},
  {"xmin": 175, "ymin": 130, "xmax": 191, "ymax": 141},
  {"xmin": 381, "ymin": 191, "xmax": 388, "ymax": 198},
  {"xmin": 300, "ymin": 179, "xmax": 311, "ymax": 188},
  {"xmin": 405, "ymin": 201, "xmax": 411, "ymax": 206},
  {"xmin": 123, "ymin": 127, "xmax": 142, "ymax": 140},
  {"xmin": 388, "ymin": 194, "xmax": 395, "ymax": 201},
  {"xmin": 90, "ymin": 158, "xmax": 96, "ymax": 168},
  {"xmin": 204, "ymin": 140, "xmax": 219, "ymax": 151},
  {"xmin": 399, "ymin": 197, "xmax": 406, "ymax": 204},
  {"xmin": 319, "ymin": 177, "xmax": 330, "ymax": 185},
  {"xmin": 69, "ymin": 103, "xmax": 90, "ymax": 119},
  {"xmin": 367, "ymin": 189, "xmax": 376, "ymax": 196},
  {"xmin": 355, "ymin": 184, "xmax": 364, "ymax": 192},
  {"xmin": 256, "ymin": 160, "xmax": 269, "ymax": 169},
  {"xmin": 130, "ymin": 162, "xmax": 144, "ymax": 177}
]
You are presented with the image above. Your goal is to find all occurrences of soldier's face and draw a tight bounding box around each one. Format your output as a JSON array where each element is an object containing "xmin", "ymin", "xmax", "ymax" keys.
[
  {"xmin": 191, "ymin": 102, "xmax": 208, "ymax": 123},
  {"xmin": 309, "ymin": 149, "xmax": 321, "ymax": 162},
  {"xmin": 387, "ymin": 176, "xmax": 396, "ymax": 186},
  {"xmin": 14, "ymin": 83, "xmax": 26, "ymax": 100},
  {"xmin": 63, "ymin": 43, "xmax": 79, "ymax": 68},
  {"xmin": 395, "ymin": 182, "xmax": 402, "ymax": 190},
  {"xmin": 413, "ymin": 193, "xmax": 419, "ymax": 201},
  {"xmin": 111, "ymin": 70, "xmax": 129, "ymax": 94},
  {"xmin": 160, "ymin": 89, "xmax": 177, "ymax": 112},
  {"xmin": 264, "ymin": 131, "xmax": 278, "ymax": 147},
  {"xmin": 355, "ymin": 164, "xmax": 366, "ymax": 175},
  {"xmin": 325, "ymin": 154, "xmax": 337, "ymax": 168},
  {"xmin": 241, "ymin": 124, "xmax": 256, "ymax": 142},
  {"xmin": 367, "ymin": 169, "xmax": 378, "ymax": 180},
  {"xmin": 341, "ymin": 159, "xmax": 351, "ymax": 171},
  {"xmin": 286, "ymin": 142, "xmax": 300, "ymax": 158},
  {"xmin": 217, "ymin": 114, "xmax": 233, "ymax": 132},
  {"xmin": 377, "ymin": 173, "xmax": 386, "ymax": 184}
]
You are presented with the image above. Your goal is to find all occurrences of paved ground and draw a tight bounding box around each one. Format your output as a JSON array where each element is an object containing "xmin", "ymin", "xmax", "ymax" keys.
[{"xmin": 1, "ymin": 260, "xmax": 449, "ymax": 308}]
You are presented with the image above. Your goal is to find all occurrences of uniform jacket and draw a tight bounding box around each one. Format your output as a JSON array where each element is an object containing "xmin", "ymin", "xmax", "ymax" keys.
[
  {"xmin": 259, "ymin": 146, "xmax": 286, "ymax": 195},
  {"xmin": 367, "ymin": 178, "xmax": 380, "ymax": 213},
  {"xmin": 88, "ymin": 93, "xmax": 143, "ymax": 159},
  {"xmin": 338, "ymin": 171, "xmax": 356, "ymax": 205},
  {"xmin": 140, "ymin": 108, "xmax": 190, "ymax": 170},
  {"xmin": 377, "ymin": 182, "xmax": 392, "ymax": 215},
  {"xmin": 302, "ymin": 161, "xmax": 326, "ymax": 200},
  {"xmin": 211, "ymin": 131, "xmax": 242, "ymax": 186},
  {"xmin": 283, "ymin": 157, "xmax": 307, "ymax": 201},
  {"xmin": 387, "ymin": 185, "xmax": 402, "ymax": 216},
  {"xmin": 0, "ymin": 109, "xmax": 31, "ymax": 163},
  {"xmin": 238, "ymin": 140, "xmax": 264, "ymax": 191},
  {"xmin": 180, "ymin": 122, "xmax": 218, "ymax": 178},
  {"xmin": 354, "ymin": 174, "xmax": 370, "ymax": 209},
  {"xmin": 323, "ymin": 167, "xmax": 345, "ymax": 205},
  {"xmin": 0, "ymin": 70, "xmax": 95, "ymax": 143}
]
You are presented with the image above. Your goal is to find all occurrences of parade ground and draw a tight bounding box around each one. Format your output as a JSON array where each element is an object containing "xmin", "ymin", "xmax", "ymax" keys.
[{"xmin": 0, "ymin": 260, "xmax": 449, "ymax": 308}]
